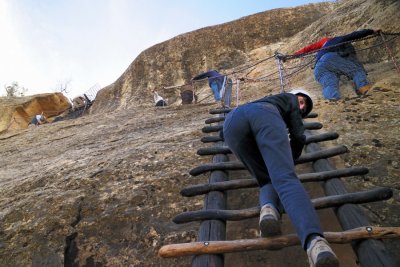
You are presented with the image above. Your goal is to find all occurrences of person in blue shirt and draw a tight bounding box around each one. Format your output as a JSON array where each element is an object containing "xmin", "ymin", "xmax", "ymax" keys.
[
  {"xmin": 191, "ymin": 70, "xmax": 231, "ymax": 106},
  {"xmin": 294, "ymin": 29, "xmax": 380, "ymax": 100},
  {"xmin": 29, "ymin": 113, "xmax": 49, "ymax": 126}
]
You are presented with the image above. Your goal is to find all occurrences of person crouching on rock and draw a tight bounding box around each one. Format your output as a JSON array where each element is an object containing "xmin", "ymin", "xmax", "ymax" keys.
[
  {"xmin": 153, "ymin": 91, "xmax": 167, "ymax": 107},
  {"xmin": 29, "ymin": 113, "xmax": 49, "ymax": 126}
]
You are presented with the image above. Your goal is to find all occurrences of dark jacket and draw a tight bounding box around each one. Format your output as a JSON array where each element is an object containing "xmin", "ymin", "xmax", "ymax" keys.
[
  {"xmin": 192, "ymin": 70, "xmax": 225, "ymax": 89},
  {"xmin": 315, "ymin": 29, "xmax": 375, "ymax": 62},
  {"xmin": 252, "ymin": 93, "xmax": 306, "ymax": 159}
]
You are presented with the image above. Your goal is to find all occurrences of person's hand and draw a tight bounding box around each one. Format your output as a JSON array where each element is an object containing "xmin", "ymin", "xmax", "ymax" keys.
[{"xmin": 275, "ymin": 52, "xmax": 287, "ymax": 62}]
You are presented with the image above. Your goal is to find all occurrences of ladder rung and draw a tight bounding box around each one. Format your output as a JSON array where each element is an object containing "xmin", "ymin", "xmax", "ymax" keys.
[
  {"xmin": 191, "ymin": 145, "xmax": 349, "ymax": 175},
  {"xmin": 158, "ymin": 226, "xmax": 400, "ymax": 258},
  {"xmin": 173, "ymin": 187, "xmax": 392, "ymax": 223},
  {"xmin": 181, "ymin": 167, "xmax": 369, "ymax": 197}
]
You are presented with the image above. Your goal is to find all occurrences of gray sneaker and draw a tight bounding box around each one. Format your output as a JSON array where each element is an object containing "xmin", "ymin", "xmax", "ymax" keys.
[
  {"xmin": 307, "ymin": 236, "xmax": 339, "ymax": 267},
  {"xmin": 259, "ymin": 204, "xmax": 281, "ymax": 237}
]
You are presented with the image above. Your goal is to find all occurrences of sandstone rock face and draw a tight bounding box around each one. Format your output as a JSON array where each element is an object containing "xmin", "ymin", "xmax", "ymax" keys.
[
  {"xmin": 0, "ymin": 93, "xmax": 71, "ymax": 133},
  {"xmin": 92, "ymin": 0, "xmax": 400, "ymax": 114},
  {"xmin": 0, "ymin": 104, "xmax": 211, "ymax": 267},
  {"xmin": 1, "ymin": 0, "xmax": 400, "ymax": 266},
  {"xmin": 287, "ymin": 0, "xmax": 400, "ymax": 46},
  {"xmin": 91, "ymin": 2, "xmax": 336, "ymax": 113}
]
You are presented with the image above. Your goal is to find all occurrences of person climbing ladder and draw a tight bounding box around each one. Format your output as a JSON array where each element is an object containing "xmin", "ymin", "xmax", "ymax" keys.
[
  {"xmin": 223, "ymin": 89, "xmax": 339, "ymax": 267},
  {"xmin": 293, "ymin": 29, "xmax": 381, "ymax": 100}
]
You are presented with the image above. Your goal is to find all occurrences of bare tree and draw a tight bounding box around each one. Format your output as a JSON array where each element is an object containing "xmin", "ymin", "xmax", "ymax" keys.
[
  {"xmin": 57, "ymin": 79, "xmax": 72, "ymax": 94},
  {"xmin": 4, "ymin": 82, "xmax": 28, "ymax": 97}
]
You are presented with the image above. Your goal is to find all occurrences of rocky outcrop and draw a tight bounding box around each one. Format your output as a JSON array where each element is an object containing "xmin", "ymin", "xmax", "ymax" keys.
[
  {"xmin": 0, "ymin": 93, "xmax": 71, "ymax": 133},
  {"xmin": 92, "ymin": 0, "xmax": 400, "ymax": 114},
  {"xmin": 286, "ymin": 0, "xmax": 400, "ymax": 55},
  {"xmin": 92, "ymin": 2, "xmax": 335, "ymax": 112}
]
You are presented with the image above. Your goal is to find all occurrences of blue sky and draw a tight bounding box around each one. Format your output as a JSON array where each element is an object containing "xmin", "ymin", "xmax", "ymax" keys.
[{"xmin": 0, "ymin": 0, "xmax": 330, "ymax": 98}]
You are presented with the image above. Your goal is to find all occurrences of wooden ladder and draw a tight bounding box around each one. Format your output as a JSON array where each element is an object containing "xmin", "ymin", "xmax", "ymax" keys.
[{"xmin": 159, "ymin": 107, "xmax": 400, "ymax": 267}]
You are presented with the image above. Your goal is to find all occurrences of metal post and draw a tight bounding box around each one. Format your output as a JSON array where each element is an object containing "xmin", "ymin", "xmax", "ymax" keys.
[
  {"xmin": 191, "ymin": 81, "xmax": 197, "ymax": 104},
  {"xmin": 379, "ymin": 32, "xmax": 400, "ymax": 74},
  {"xmin": 219, "ymin": 76, "xmax": 227, "ymax": 100},
  {"xmin": 275, "ymin": 53, "xmax": 286, "ymax": 93},
  {"xmin": 236, "ymin": 79, "xmax": 240, "ymax": 107}
]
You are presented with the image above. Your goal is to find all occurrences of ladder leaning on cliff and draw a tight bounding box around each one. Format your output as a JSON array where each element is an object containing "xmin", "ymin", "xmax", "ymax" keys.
[{"xmin": 158, "ymin": 68, "xmax": 400, "ymax": 267}]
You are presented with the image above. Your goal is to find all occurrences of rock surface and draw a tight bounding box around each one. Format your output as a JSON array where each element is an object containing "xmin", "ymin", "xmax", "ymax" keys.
[
  {"xmin": 0, "ymin": 0, "xmax": 399, "ymax": 266},
  {"xmin": 0, "ymin": 93, "xmax": 71, "ymax": 133},
  {"xmin": 91, "ymin": 2, "xmax": 336, "ymax": 112}
]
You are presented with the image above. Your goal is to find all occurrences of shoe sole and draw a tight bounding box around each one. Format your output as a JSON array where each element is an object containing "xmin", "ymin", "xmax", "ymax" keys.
[
  {"xmin": 259, "ymin": 215, "xmax": 281, "ymax": 237},
  {"xmin": 315, "ymin": 252, "xmax": 340, "ymax": 267}
]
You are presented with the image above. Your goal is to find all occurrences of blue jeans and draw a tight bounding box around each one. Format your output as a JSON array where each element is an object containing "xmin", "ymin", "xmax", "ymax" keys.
[
  {"xmin": 30, "ymin": 117, "xmax": 39, "ymax": 125},
  {"xmin": 314, "ymin": 52, "xmax": 369, "ymax": 100},
  {"xmin": 223, "ymin": 102, "xmax": 323, "ymax": 249},
  {"xmin": 210, "ymin": 80, "xmax": 222, "ymax": 101}
]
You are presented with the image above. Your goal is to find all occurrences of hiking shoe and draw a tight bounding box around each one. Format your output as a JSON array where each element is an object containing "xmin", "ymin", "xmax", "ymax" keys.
[
  {"xmin": 259, "ymin": 204, "xmax": 281, "ymax": 237},
  {"xmin": 357, "ymin": 84, "xmax": 371, "ymax": 96},
  {"xmin": 307, "ymin": 236, "xmax": 339, "ymax": 267}
]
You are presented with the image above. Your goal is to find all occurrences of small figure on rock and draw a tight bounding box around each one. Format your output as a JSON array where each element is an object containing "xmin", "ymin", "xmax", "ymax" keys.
[
  {"xmin": 29, "ymin": 113, "xmax": 49, "ymax": 126},
  {"xmin": 294, "ymin": 29, "xmax": 381, "ymax": 100},
  {"xmin": 153, "ymin": 91, "xmax": 167, "ymax": 107},
  {"xmin": 223, "ymin": 89, "xmax": 339, "ymax": 267}
]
